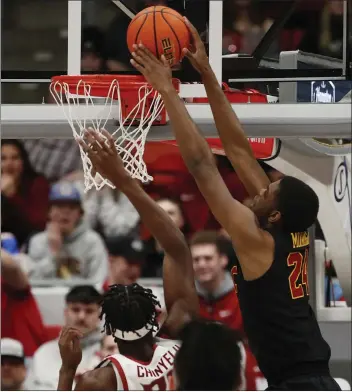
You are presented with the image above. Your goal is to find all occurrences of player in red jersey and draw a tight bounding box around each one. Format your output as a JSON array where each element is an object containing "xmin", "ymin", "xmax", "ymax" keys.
[
  {"xmin": 130, "ymin": 21, "xmax": 339, "ymax": 390},
  {"xmin": 57, "ymin": 130, "xmax": 243, "ymax": 391}
]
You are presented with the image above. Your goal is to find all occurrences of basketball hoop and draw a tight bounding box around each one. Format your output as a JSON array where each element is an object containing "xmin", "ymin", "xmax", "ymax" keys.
[{"xmin": 50, "ymin": 74, "xmax": 179, "ymax": 192}]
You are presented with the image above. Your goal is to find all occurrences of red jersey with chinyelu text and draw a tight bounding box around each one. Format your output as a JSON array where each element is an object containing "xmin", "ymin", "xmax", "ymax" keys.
[{"xmin": 99, "ymin": 340, "xmax": 180, "ymax": 390}]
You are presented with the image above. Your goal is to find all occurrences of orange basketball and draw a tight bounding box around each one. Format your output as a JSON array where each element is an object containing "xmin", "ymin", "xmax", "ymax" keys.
[{"xmin": 127, "ymin": 6, "xmax": 190, "ymax": 66}]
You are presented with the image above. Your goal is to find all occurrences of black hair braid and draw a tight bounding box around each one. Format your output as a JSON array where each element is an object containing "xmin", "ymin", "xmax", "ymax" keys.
[{"xmin": 100, "ymin": 283, "xmax": 161, "ymax": 341}]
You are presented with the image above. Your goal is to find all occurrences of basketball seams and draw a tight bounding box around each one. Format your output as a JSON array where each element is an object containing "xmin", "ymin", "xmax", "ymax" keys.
[
  {"xmin": 161, "ymin": 9, "xmax": 182, "ymax": 61},
  {"xmin": 128, "ymin": 11, "xmax": 186, "ymax": 28},
  {"xmin": 158, "ymin": 11, "xmax": 186, "ymax": 24},
  {"xmin": 134, "ymin": 13, "xmax": 148, "ymax": 46},
  {"xmin": 153, "ymin": 6, "xmax": 160, "ymax": 58},
  {"xmin": 127, "ymin": 7, "xmax": 189, "ymax": 65}
]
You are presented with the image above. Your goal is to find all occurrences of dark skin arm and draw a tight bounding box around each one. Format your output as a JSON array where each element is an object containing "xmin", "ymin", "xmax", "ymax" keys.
[
  {"xmin": 57, "ymin": 327, "xmax": 83, "ymax": 391},
  {"xmin": 183, "ymin": 19, "xmax": 271, "ymax": 198},
  {"xmin": 74, "ymin": 367, "xmax": 116, "ymax": 391},
  {"xmin": 80, "ymin": 130, "xmax": 199, "ymax": 337},
  {"xmin": 130, "ymin": 46, "xmax": 274, "ymax": 280},
  {"xmin": 57, "ymin": 326, "xmax": 116, "ymax": 391}
]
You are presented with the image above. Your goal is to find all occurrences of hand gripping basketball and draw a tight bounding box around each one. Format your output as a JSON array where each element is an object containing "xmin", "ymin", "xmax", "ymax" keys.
[
  {"xmin": 182, "ymin": 18, "xmax": 211, "ymax": 75},
  {"xmin": 131, "ymin": 44, "xmax": 173, "ymax": 93},
  {"xmin": 127, "ymin": 6, "xmax": 190, "ymax": 66}
]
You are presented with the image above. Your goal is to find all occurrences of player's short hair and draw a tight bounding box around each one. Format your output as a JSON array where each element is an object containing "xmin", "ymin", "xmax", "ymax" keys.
[
  {"xmin": 277, "ymin": 176, "xmax": 319, "ymax": 233},
  {"xmin": 65, "ymin": 285, "xmax": 102, "ymax": 305},
  {"xmin": 101, "ymin": 283, "xmax": 160, "ymax": 340},
  {"xmin": 189, "ymin": 231, "xmax": 222, "ymax": 253},
  {"xmin": 174, "ymin": 319, "xmax": 242, "ymax": 391}
]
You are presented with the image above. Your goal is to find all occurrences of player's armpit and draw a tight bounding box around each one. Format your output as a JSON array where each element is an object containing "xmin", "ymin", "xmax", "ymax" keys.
[{"xmin": 74, "ymin": 368, "xmax": 116, "ymax": 391}]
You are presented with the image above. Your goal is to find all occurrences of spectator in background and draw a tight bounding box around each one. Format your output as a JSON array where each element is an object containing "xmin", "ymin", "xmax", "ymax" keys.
[
  {"xmin": 144, "ymin": 154, "xmax": 248, "ymax": 236},
  {"xmin": 190, "ymin": 231, "xmax": 265, "ymax": 390},
  {"xmin": 84, "ymin": 335, "xmax": 119, "ymax": 371},
  {"xmin": 60, "ymin": 171, "xmax": 140, "ymax": 238},
  {"xmin": 27, "ymin": 182, "xmax": 108, "ymax": 283},
  {"xmin": 1, "ymin": 235, "xmax": 60, "ymax": 356},
  {"xmin": 103, "ymin": 236, "xmax": 144, "ymax": 290},
  {"xmin": 81, "ymin": 26, "xmax": 105, "ymax": 72},
  {"xmin": 301, "ymin": 0, "xmax": 344, "ymax": 59},
  {"xmin": 1, "ymin": 339, "xmax": 28, "ymax": 391},
  {"xmin": 190, "ymin": 231, "xmax": 243, "ymax": 331},
  {"xmin": 174, "ymin": 319, "xmax": 243, "ymax": 390},
  {"xmin": 104, "ymin": 12, "xmax": 132, "ymax": 71},
  {"xmin": 81, "ymin": 185, "xmax": 140, "ymax": 239},
  {"xmin": 143, "ymin": 197, "xmax": 188, "ymax": 277},
  {"xmin": 155, "ymin": 198, "xmax": 188, "ymax": 245},
  {"xmin": 23, "ymin": 139, "xmax": 82, "ymax": 183},
  {"xmin": 222, "ymin": 0, "xmax": 276, "ymax": 56},
  {"xmin": 103, "ymin": 0, "xmax": 167, "ymax": 71},
  {"xmin": 26, "ymin": 286, "xmax": 102, "ymax": 390},
  {"xmin": 1, "ymin": 140, "xmax": 50, "ymax": 246}
]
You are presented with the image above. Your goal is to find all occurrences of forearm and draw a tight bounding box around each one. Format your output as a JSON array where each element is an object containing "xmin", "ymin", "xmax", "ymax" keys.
[
  {"xmin": 160, "ymin": 86, "xmax": 216, "ymax": 175},
  {"xmin": 58, "ymin": 367, "xmax": 75, "ymax": 391},
  {"xmin": 202, "ymin": 68, "xmax": 252, "ymax": 157},
  {"xmin": 118, "ymin": 178, "xmax": 188, "ymax": 259},
  {"xmin": 202, "ymin": 69, "xmax": 271, "ymax": 196}
]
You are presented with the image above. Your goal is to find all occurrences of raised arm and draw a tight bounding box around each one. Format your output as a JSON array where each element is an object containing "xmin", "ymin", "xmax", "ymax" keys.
[
  {"xmin": 130, "ymin": 45, "xmax": 273, "ymax": 271},
  {"xmin": 184, "ymin": 19, "xmax": 271, "ymax": 198},
  {"xmin": 79, "ymin": 130, "xmax": 198, "ymax": 336}
]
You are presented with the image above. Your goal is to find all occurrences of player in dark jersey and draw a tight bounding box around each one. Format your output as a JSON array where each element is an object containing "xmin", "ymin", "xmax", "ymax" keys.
[{"xmin": 130, "ymin": 21, "xmax": 340, "ymax": 390}]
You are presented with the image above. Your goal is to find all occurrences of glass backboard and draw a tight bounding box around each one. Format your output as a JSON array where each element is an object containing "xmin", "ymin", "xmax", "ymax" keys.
[{"xmin": 1, "ymin": 0, "xmax": 351, "ymax": 104}]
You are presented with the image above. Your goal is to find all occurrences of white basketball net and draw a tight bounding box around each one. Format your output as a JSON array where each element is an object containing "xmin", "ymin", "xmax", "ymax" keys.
[{"xmin": 50, "ymin": 78, "xmax": 165, "ymax": 192}]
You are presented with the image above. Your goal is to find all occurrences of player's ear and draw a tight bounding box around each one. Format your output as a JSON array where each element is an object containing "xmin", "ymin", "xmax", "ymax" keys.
[{"xmin": 268, "ymin": 210, "xmax": 281, "ymax": 224}]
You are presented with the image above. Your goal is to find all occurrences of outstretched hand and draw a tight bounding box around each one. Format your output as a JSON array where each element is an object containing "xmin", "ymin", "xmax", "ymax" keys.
[
  {"xmin": 78, "ymin": 128, "xmax": 129, "ymax": 185},
  {"xmin": 182, "ymin": 17, "xmax": 210, "ymax": 74},
  {"xmin": 130, "ymin": 44, "xmax": 173, "ymax": 93},
  {"xmin": 58, "ymin": 326, "xmax": 83, "ymax": 371}
]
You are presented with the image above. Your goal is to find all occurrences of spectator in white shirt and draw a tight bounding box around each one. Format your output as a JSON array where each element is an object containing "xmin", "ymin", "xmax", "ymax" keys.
[
  {"xmin": 69, "ymin": 179, "xmax": 140, "ymax": 239},
  {"xmin": 1, "ymin": 338, "xmax": 28, "ymax": 391},
  {"xmin": 26, "ymin": 286, "xmax": 102, "ymax": 390}
]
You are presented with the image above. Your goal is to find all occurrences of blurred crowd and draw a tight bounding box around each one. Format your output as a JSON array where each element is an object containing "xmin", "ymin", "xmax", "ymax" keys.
[
  {"xmin": 0, "ymin": 0, "xmax": 348, "ymax": 390},
  {"xmin": 1, "ymin": 137, "xmax": 346, "ymax": 390}
]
